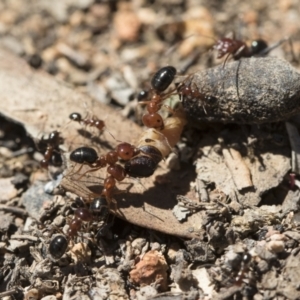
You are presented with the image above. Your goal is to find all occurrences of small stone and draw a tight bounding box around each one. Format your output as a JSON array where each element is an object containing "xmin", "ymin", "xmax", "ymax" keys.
[
  {"xmin": 129, "ymin": 250, "xmax": 168, "ymax": 291},
  {"xmin": 0, "ymin": 177, "xmax": 18, "ymax": 201},
  {"xmin": 113, "ymin": 4, "xmax": 141, "ymax": 42},
  {"xmin": 266, "ymin": 241, "xmax": 285, "ymax": 253}
]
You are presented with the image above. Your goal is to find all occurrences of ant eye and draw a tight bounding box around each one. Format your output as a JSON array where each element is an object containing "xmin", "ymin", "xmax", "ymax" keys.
[{"xmin": 142, "ymin": 113, "xmax": 164, "ymax": 129}]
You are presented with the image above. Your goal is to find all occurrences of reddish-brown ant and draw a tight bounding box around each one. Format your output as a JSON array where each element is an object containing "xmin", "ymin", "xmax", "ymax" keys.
[
  {"xmin": 67, "ymin": 207, "xmax": 94, "ymax": 237},
  {"xmin": 49, "ymin": 198, "xmax": 110, "ymax": 259},
  {"xmin": 69, "ymin": 112, "xmax": 105, "ymax": 132},
  {"xmin": 177, "ymin": 80, "xmax": 218, "ymax": 114},
  {"xmin": 139, "ymin": 66, "xmax": 177, "ymax": 130},
  {"xmin": 68, "ymin": 66, "xmax": 187, "ymax": 211},
  {"xmin": 214, "ymin": 37, "xmax": 268, "ymax": 61},
  {"xmin": 69, "ymin": 109, "xmax": 186, "ymax": 209},
  {"xmin": 69, "ymin": 142, "xmax": 137, "ymax": 205},
  {"xmin": 38, "ymin": 130, "xmax": 64, "ymax": 168}
]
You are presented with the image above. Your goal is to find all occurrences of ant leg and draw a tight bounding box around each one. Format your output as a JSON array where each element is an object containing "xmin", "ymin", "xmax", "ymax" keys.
[
  {"xmin": 221, "ymin": 53, "xmax": 230, "ymax": 68},
  {"xmin": 66, "ymin": 163, "xmax": 85, "ymax": 178},
  {"xmin": 76, "ymin": 166, "xmax": 103, "ymax": 181}
]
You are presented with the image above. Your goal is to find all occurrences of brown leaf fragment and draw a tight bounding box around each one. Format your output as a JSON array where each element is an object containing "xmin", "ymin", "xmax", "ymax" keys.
[{"xmin": 222, "ymin": 147, "xmax": 253, "ymax": 190}]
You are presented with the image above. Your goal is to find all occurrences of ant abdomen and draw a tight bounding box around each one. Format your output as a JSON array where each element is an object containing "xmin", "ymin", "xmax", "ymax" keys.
[
  {"xmin": 151, "ymin": 66, "xmax": 177, "ymax": 92},
  {"xmin": 125, "ymin": 145, "xmax": 162, "ymax": 178},
  {"xmin": 250, "ymin": 39, "xmax": 268, "ymax": 56},
  {"xmin": 49, "ymin": 235, "xmax": 68, "ymax": 259},
  {"xmin": 70, "ymin": 147, "xmax": 98, "ymax": 164}
]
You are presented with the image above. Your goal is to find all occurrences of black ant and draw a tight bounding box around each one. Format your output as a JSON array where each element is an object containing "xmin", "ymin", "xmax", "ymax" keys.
[
  {"xmin": 38, "ymin": 130, "xmax": 64, "ymax": 168},
  {"xmin": 48, "ymin": 207, "xmax": 93, "ymax": 259},
  {"xmin": 69, "ymin": 112, "xmax": 105, "ymax": 132}
]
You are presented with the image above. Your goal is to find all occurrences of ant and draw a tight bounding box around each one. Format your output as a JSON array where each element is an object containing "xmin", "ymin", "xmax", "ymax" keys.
[
  {"xmin": 138, "ymin": 66, "xmax": 177, "ymax": 130},
  {"xmin": 177, "ymin": 80, "xmax": 217, "ymax": 114},
  {"xmin": 67, "ymin": 207, "xmax": 94, "ymax": 237},
  {"xmin": 213, "ymin": 34, "xmax": 295, "ymax": 66},
  {"xmin": 49, "ymin": 197, "xmax": 110, "ymax": 259},
  {"xmin": 69, "ymin": 112, "xmax": 105, "ymax": 132},
  {"xmin": 38, "ymin": 130, "xmax": 64, "ymax": 168},
  {"xmin": 69, "ymin": 142, "xmax": 137, "ymax": 205},
  {"xmin": 214, "ymin": 36, "xmax": 269, "ymax": 61},
  {"xmin": 68, "ymin": 66, "xmax": 187, "ymax": 211},
  {"xmin": 234, "ymin": 252, "xmax": 252, "ymax": 286}
]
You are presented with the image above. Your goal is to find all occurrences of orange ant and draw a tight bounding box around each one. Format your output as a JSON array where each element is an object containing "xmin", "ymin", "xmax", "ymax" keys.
[{"xmin": 38, "ymin": 130, "xmax": 64, "ymax": 168}]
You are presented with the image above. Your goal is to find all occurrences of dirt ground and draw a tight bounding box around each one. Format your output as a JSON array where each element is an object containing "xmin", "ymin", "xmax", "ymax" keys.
[{"xmin": 1, "ymin": 0, "xmax": 300, "ymax": 299}]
